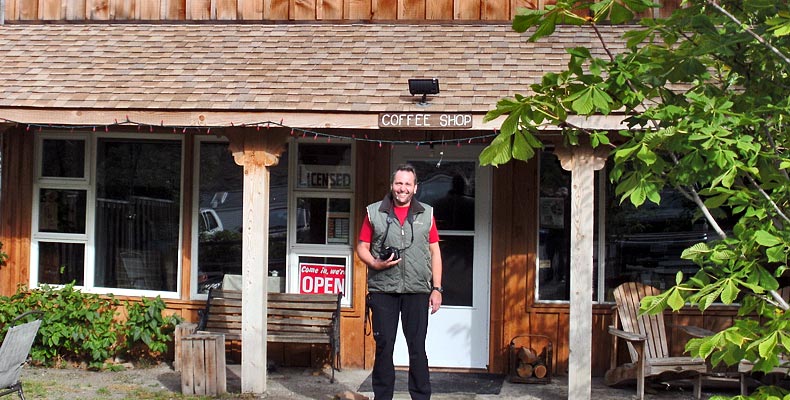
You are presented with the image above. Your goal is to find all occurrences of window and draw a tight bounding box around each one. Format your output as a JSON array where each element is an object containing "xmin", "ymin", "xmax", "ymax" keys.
[
  {"xmin": 32, "ymin": 133, "xmax": 183, "ymax": 294},
  {"xmin": 93, "ymin": 138, "xmax": 182, "ymax": 291},
  {"xmin": 33, "ymin": 135, "xmax": 91, "ymax": 287},
  {"xmin": 193, "ymin": 139, "xmax": 289, "ymax": 295},
  {"xmin": 536, "ymin": 150, "xmax": 731, "ymax": 302},
  {"xmin": 288, "ymin": 142, "xmax": 353, "ymax": 306}
]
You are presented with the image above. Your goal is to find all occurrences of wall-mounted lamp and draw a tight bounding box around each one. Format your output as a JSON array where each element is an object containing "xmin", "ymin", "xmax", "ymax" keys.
[{"xmin": 408, "ymin": 78, "xmax": 440, "ymax": 106}]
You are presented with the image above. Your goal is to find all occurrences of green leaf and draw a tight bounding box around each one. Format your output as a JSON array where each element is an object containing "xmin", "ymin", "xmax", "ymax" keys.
[
  {"xmin": 667, "ymin": 288, "xmax": 685, "ymax": 311},
  {"xmin": 755, "ymin": 230, "xmax": 782, "ymax": 247},
  {"xmin": 479, "ymin": 135, "xmax": 513, "ymax": 167},
  {"xmin": 721, "ymin": 281, "xmax": 739, "ymax": 305},
  {"xmin": 513, "ymin": 10, "xmax": 546, "ymax": 33},
  {"xmin": 636, "ymin": 145, "xmax": 657, "ymax": 165},
  {"xmin": 609, "ymin": 2, "xmax": 635, "ymax": 24},
  {"xmin": 629, "ymin": 185, "xmax": 647, "ymax": 207},
  {"xmin": 767, "ymin": 245, "xmax": 787, "ymax": 263},
  {"xmin": 568, "ymin": 87, "xmax": 595, "ymax": 114},
  {"xmin": 530, "ymin": 12, "xmax": 558, "ymax": 42},
  {"xmin": 758, "ymin": 333, "xmax": 778, "ymax": 359},
  {"xmin": 512, "ymin": 130, "xmax": 538, "ymax": 161}
]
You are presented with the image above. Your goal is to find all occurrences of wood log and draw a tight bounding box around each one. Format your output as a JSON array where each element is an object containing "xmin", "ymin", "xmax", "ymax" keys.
[
  {"xmin": 517, "ymin": 346, "xmax": 539, "ymax": 364},
  {"xmin": 516, "ymin": 361, "xmax": 533, "ymax": 378},
  {"xmin": 533, "ymin": 362, "xmax": 548, "ymax": 379}
]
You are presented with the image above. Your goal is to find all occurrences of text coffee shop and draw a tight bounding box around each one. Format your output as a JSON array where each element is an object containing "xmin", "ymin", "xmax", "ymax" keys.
[{"xmin": 0, "ymin": 23, "xmax": 737, "ymax": 379}]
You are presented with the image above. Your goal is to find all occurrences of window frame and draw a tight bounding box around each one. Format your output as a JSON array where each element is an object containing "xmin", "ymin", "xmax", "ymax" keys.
[
  {"xmin": 287, "ymin": 139, "xmax": 355, "ymax": 307},
  {"xmin": 31, "ymin": 130, "xmax": 184, "ymax": 299}
]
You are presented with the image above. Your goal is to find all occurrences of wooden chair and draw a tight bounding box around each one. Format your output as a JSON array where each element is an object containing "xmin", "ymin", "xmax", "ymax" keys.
[
  {"xmin": 0, "ymin": 312, "xmax": 42, "ymax": 400},
  {"xmin": 605, "ymin": 282, "xmax": 707, "ymax": 400},
  {"xmin": 738, "ymin": 287, "xmax": 790, "ymax": 395}
]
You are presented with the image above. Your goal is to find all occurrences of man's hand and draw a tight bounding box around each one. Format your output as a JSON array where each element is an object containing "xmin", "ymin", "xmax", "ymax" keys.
[
  {"xmin": 371, "ymin": 254, "xmax": 401, "ymax": 271},
  {"xmin": 356, "ymin": 241, "xmax": 400, "ymax": 270},
  {"xmin": 429, "ymin": 290, "xmax": 442, "ymax": 314}
]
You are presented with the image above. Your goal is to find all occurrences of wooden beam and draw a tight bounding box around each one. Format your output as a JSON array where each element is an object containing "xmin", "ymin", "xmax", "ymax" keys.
[
  {"xmin": 0, "ymin": 109, "xmax": 627, "ymax": 131},
  {"xmin": 226, "ymin": 129, "xmax": 289, "ymax": 395},
  {"xmin": 555, "ymin": 145, "xmax": 607, "ymax": 400}
]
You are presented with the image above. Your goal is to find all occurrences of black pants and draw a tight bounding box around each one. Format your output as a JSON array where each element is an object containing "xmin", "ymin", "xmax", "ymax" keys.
[{"xmin": 367, "ymin": 292, "xmax": 431, "ymax": 400}]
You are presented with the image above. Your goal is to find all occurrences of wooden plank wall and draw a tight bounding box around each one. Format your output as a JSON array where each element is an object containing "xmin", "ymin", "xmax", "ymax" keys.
[
  {"xmin": 5, "ymin": 0, "xmax": 686, "ymax": 21},
  {"xmin": 3, "ymin": 0, "xmax": 555, "ymax": 20},
  {"xmin": 0, "ymin": 127, "xmax": 34, "ymax": 297}
]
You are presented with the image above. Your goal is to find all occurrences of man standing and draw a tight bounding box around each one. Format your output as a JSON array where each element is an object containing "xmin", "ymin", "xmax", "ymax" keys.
[{"xmin": 356, "ymin": 163, "xmax": 443, "ymax": 400}]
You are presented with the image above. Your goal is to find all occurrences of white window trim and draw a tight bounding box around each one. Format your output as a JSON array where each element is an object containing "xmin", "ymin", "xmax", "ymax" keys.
[
  {"xmin": 287, "ymin": 139, "xmax": 355, "ymax": 307},
  {"xmin": 31, "ymin": 131, "xmax": 184, "ymax": 299}
]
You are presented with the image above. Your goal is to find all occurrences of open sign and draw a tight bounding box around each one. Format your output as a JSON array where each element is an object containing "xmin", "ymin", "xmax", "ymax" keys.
[{"xmin": 299, "ymin": 263, "xmax": 346, "ymax": 295}]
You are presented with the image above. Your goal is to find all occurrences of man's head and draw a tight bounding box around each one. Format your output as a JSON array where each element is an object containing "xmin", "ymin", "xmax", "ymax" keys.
[{"xmin": 390, "ymin": 164, "xmax": 418, "ymax": 207}]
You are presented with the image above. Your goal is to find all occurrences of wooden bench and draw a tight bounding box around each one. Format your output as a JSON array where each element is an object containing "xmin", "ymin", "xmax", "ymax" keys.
[{"xmin": 188, "ymin": 288, "xmax": 342, "ymax": 382}]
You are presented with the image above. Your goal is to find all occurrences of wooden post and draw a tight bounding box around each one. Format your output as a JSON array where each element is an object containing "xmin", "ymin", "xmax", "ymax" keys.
[
  {"xmin": 555, "ymin": 146, "xmax": 607, "ymax": 400},
  {"xmin": 180, "ymin": 333, "xmax": 227, "ymax": 396},
  {"xmin": 228, "ymin": 130, "xmax": 288, "ymax": 395}
]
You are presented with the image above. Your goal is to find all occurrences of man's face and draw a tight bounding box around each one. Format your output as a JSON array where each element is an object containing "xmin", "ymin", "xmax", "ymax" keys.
[{"xmin": 391, "ymin": 170, "xmax": 417, "ymax": 207}]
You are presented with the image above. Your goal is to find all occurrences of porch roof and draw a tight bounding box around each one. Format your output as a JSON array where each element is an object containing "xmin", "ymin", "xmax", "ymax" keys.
[{"xmin": 0, "ymin": 23, "xmax": 629, "ymax": 129}]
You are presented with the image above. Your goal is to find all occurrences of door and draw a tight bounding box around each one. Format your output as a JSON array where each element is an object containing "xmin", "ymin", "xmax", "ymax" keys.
[{"xmin": 392, "ymin": 146, "xmax": 491, "ymax": 369}]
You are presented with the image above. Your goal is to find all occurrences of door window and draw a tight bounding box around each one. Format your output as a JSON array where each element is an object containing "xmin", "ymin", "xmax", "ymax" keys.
[{"xmin": 410, "ymin": 160, "xmax": 477, "ymax": 307}]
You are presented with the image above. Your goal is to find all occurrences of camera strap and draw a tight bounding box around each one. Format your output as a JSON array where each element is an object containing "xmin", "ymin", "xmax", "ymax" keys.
[{"xmin": 380, "ymin": 215, "xmax": 414, "ymax": 252}]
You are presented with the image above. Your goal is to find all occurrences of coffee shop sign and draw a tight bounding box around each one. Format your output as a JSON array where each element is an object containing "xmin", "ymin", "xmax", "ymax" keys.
[{"xmin": 378, "ymin": 113, "xmax": 473, "ymax": 129}]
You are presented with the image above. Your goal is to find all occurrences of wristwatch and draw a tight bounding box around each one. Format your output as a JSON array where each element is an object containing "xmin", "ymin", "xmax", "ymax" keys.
[{"xmin": 431, "ymin": 286, "xmax": 443, "ymax": 293}]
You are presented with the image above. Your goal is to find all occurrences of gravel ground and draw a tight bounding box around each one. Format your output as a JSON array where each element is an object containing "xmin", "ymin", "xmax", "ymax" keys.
[{"xmin": 18, "ymin": 363, "xmax": 750, "ymax": 400}]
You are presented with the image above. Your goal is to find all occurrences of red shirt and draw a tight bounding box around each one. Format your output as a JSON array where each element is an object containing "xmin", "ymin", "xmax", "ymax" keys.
[{"xmin": 359, "ymin": 205, "xmax": 439, "ymax": 244}]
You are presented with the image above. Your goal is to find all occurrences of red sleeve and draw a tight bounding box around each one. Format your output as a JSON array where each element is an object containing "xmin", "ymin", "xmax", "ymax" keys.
[
  {"xmin": 358, "ymin": 216, "xmax": 373, "ymax": 243},
  {"xmin": 429, "ymin": 216, "xmax": 440, "ymax": 243}
]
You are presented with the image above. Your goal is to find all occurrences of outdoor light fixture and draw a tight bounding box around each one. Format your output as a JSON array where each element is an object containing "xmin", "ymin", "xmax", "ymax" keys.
[{"xmin": 408, "ymin": 78, "xmax": 440, "ymax": 105}]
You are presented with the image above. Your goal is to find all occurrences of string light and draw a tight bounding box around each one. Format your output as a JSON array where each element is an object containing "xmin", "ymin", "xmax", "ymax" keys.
[{"xmin": 0, "ymin": 117, "xmax": 499, "ymax": 147}]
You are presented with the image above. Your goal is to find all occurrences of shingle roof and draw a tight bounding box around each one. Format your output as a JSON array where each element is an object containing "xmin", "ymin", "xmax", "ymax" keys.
[{"xmin": 0, "ymin": 23, "xmax": 628, "ymax": 114}]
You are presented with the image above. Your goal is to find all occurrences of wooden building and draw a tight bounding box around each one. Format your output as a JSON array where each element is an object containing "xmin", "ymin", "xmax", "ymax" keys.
[{"xmin": 0, "ymin": 0, "xmax": 735, "ymax": 393}]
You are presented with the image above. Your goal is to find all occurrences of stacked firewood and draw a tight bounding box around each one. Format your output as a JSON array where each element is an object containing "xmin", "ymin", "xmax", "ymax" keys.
[{"xmin": 515, "ymin": 347, "xmax": 548, "ymax": 379}]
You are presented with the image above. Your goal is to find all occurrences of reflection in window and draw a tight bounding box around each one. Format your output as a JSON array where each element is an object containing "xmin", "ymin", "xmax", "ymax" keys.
[
  {"xmin": 538, "ymin": 152, "xmax": 573, "ymax": 300},
  {"xmin": 297, "ymin": 197, "xmax": 350, "ymax": 245},
  {"xmin": 411, "ymin": 161, "xmax": 476, "ymax": 231},
  {"xmin": 93, "ymin": 139, "xmax": 181, "ymax": 291},
  {"xmin": 38, "ymin": 188, "xmax": 87, "ymax": 233},
  {"xmin": 196, "ymin": 142, "xmax": 289, "ymax": 293},
  {"xmin": 42, "ymin": 139, "xmax": 85, "ymax": 178},
  {"xmin": 603, "ymin": 186, "xmax": 716, "ymax": 299},
  {"xmin": 439, "ymin": 236, "xmax": 473, "ymax": 306},
  {"xmin": 537, "ymin": 150, "xmax": 732, "ymax": 302},
  {"xmin": 38, "ymin": 242, "xmax": 84, "ymax": 285}
]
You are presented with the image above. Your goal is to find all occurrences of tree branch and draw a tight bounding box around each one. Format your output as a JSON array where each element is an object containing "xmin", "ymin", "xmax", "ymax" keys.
[
  {"xmin": 669, "ymin": 152, "xmax": 729, "ymax": 239},
  {"xmin": 707, "ymin": 0, "xmax": 790, "ymax": 69},
  {"xmin": 746, "ymin": 174, "xmax": 790, "ymax": 225}
]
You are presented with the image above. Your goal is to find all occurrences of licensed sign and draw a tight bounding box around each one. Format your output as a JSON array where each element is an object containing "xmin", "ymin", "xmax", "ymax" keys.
[
  {"xmin": 299, "ymin": 165, "xmax": 352, "ymax": 189},
  {"xmin": 299, "ymin": 263, "xmax": 346, "ymax": 295},
  {"xmin": 378, "ymin": 113, "xmax": 473, "ymax": 129}
]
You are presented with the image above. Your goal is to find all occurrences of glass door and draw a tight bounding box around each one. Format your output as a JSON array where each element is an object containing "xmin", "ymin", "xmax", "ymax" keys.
[{"xmin": 392, "ymin": 145, "xmax": 491, "ymax": 369}]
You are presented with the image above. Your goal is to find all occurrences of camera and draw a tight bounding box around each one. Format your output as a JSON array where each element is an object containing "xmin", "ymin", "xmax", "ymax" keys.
[{"xmin": 378, "ymin": 246, "xmax": 400, "ymax": 261}]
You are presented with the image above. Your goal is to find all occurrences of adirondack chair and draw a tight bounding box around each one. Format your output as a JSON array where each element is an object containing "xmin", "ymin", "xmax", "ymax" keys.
[
  {"xmin": 738, "ymin": 287, "xmax": 790, "ymax": 395},
  {"xmin": 0, "ymin": 313, "xmax": 42, "ymax": 400},
  {"xmin": 605, "ymin": 282, "xmax": 707, "ymax": 400}
]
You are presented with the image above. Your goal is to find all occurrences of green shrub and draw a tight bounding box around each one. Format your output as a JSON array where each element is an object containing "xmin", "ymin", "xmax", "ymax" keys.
[
  {"xmin": 119, "ymin": 296, "xmax": 182, "ymax": 361},
  {"xmin": 0, "ymin": 284, "xmax": 182, "ymax": 370},
  {"xmin": 0, "ymin": 242, "xmax": 7, "ymax": 267}
]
